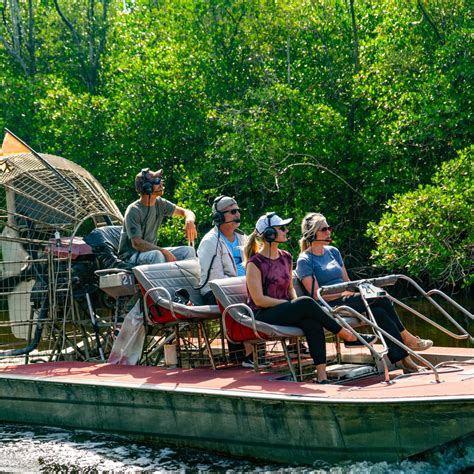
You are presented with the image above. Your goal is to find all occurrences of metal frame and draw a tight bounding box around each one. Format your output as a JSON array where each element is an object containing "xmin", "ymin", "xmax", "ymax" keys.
[
  {"xmin": 222, "ymin": 302, "xmax": 302, "ymax": 381},
  {"xmin": 317, "ymin": 274, "xmax": 473, "ymax": 384},
  {"xmin": 142, "ymin": 285, "xmax": 219, "ymax": 370}
]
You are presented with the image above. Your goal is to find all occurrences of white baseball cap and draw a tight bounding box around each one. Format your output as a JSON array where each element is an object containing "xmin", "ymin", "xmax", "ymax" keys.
[{"xmin": 255, "ymin": 212, "xmax": 293, "ymax": 234}]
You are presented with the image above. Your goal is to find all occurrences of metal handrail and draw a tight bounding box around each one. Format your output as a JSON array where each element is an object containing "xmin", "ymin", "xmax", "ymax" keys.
[
  {"xmin": 318, "ymin": 274, "xmax": 473, "ymax": 344},
  {"xmin": 397, "ymin": 275, "xmax": 473, "ymax": 343},
  {"xmin": 143, "ymin": 286, "xmax": 179, "ymax": 324},
  {"xmin": 332, "ymin": 305, "xmax": 440, "ymax": 383},
  {"xmin": 222, "ymin": 303, "xmax": 263, "ymax": 341}
]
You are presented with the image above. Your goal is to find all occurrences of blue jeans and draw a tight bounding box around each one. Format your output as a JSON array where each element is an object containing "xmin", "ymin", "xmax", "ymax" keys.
[{"xmin": 129, "ymin": 246, "xmax": 196, "ymax": 265}]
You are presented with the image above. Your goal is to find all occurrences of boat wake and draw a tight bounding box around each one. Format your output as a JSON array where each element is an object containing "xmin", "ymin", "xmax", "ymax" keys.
[{"xmin": 0, "ymin": 424, "xmax": 472, "ymax": 473}]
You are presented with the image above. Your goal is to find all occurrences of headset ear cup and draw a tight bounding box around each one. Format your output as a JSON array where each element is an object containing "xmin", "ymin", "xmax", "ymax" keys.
[
  {"xmin": 141, "ymin": 181, "xmax": 153, "ymax": 195},
  {"xmin": 263, "ymin": 227, "xmax": 277, "ymax": 242},
  {"xmin": 212, "ymin": 211, "xmax": 225, "ymax": 225},
  {"xmin": 212, "ymin": 195, "xmax": 226, "ymax": 225},
  {"xmin": 140, "ymin": 169, "xmax": 153, "ymax": 195}
]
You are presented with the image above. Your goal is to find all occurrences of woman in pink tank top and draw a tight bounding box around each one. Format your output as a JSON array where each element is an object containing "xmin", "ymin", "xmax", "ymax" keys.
[{"xmin": 244, "ymin": 212, "xmax": 376, "ymax": 384}]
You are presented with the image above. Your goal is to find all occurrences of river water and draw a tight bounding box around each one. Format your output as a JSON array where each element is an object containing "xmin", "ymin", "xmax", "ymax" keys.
[{"xmin": 0, "ymin": 423, "xmax": 472, "ymax": 473}]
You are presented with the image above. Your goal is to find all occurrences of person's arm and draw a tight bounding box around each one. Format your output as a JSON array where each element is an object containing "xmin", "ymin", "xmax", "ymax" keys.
[
  {"xmin": 130, "ymin": 237, "xmax": 176, "ymax": 262},
  {"xmin": 287, "ymin": 254, "xmax": 297, "ymax": 300},
  {"xmin": 246, "ymin": 262, "xmax": 288, "ymax": 308},
  {"xmin": 340, "ymin": 265, "xmax": 356, "ymax": 298},
  {"xmin": 300, "ymin": 265, "xmax": 354, "ymax": 301},
  {"xmin": 197, "ymin": 235, "xmax": 226, "ymax": 284},
  {"xmin": 173, "ymin": 206, "xmax": 197, "ymax": 242}
]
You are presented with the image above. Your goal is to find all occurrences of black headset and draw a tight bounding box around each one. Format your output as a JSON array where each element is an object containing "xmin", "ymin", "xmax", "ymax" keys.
[
  {"xmin": 140, "ymin": 168, "xmax": 153, "ymax": 195},
  {"xmin": 303, "ymin": 214, "xmax": 316, "ymax": 243},
  {"xmin": 212, "ymin": 195, "xmax": 226, "ymax": 225},
  {"xmin": 262, "ymin": 212, "xmax": 278, "ymax": 243},
  {"xmin": 139, "ymin": 168, "xmax": 163, "ymax": 195}
]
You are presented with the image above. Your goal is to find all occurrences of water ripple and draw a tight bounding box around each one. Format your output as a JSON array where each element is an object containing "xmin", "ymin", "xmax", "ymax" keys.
[{"xmin": 0, "ymin": 424, "xmax": 472, "ymax": 473}]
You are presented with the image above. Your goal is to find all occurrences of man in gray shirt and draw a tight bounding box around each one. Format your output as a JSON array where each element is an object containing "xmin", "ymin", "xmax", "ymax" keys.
[{"xmin": 118, "ymin": 168, "xmax": 197, "ymax": 265}]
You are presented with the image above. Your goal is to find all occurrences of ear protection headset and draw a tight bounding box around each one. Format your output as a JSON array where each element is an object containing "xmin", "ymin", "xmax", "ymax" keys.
[
  {"xmin": 262, "ymin": 212, "xmax": 278, "ymax": 243},
  {"xmin": 140, "ymin": 168, "xmax": 153, "ymax": 195},
  {"xmin": 212, "ymin": 195, "xmax": 226, "ymax": 225},
  {"xmin": 303, "ymin": 214, "xmax": 316, "ymax": 243},
  {"xmin": 139, "ymin": 168, "xmax": 163, "ymax": 195}
]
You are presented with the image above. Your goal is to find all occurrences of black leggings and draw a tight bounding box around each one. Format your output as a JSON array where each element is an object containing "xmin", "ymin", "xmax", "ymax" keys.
[
  {"xmin": 330, "ymin": 295, "xmax": 407, "ymax": 363},
  {"xmin": 255, "ymin": 296, "xmax": 341, "ymax": 365}
]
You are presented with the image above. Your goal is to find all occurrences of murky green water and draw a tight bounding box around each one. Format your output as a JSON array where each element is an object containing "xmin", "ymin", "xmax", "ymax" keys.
[{"xmin": 397, "ymin": 295, "xmax": 472, "ymax": 348}]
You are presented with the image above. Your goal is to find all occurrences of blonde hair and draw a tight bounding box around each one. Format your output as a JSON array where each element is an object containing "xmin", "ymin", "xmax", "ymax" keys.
[
  {"xmin": 243, "ymin": 230, "xmax": 263, "ymax": 265},
  {"xmin": 299, "ymin": 212, "xmax": 326, "ymax": 252}
]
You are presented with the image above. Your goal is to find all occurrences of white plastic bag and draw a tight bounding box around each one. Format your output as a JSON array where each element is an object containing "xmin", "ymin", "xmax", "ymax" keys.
[{"xmin": 108, "ymin": 300, "xmax": 145, "ymax": 365}]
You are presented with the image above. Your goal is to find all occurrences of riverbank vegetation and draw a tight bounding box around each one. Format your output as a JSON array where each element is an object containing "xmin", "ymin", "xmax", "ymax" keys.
[{"xmin": 0, "ymin": 0, "xmax": 471, "ymax": 288}]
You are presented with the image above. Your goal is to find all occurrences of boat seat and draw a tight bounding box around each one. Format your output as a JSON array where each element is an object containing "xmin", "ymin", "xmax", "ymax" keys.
[
  {"xmin": 209, "ymin": 276, "xmax": 304, "ymax": 381},
  {"xmin": 133, "ymin": 258, "xmax": 222, "ymax": 368}
]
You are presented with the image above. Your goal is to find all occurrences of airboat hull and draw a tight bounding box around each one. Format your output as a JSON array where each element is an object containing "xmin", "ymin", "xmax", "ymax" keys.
[{"xmin": 0, "ymin": 356, "xmax": 472, "ymax": 464}]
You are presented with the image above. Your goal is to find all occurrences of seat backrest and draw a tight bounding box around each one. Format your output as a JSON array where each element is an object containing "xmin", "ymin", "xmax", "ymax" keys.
[
  {"xmin": 209, "ymin": 276, "xmax": 247, "ymax": 309},
  {"xmin": 210, "ymin": 276, "xmax": 258, "ymax": 341},
  {"xmin": 133, "ymin": 258, "xmax": 204, "ymax": 305},
  {"xmin": 209, "ymin": 276, "xmax": 304, "ymax": 341},
  {"xmin": 292, "ymin": 272, "xmax": 307, "ymax": 297}
]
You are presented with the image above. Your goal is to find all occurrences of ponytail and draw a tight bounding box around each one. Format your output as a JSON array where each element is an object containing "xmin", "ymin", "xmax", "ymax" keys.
[
  {"xmin": 243, "ymin": 230, "xmax": 261, "ymax": 265},
  {"xmin": 299, "ymin": 236, "xmax": 311, "ymax": 253}
]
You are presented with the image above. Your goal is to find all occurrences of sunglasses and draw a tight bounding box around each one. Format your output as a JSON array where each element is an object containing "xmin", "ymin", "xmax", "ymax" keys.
[
  {"xmin": 277, "ymin": 225, "xmax": 289, "ymax": 232},
  {"xmin": 150, "ymin": 177, "xmax": 162, "ymax": 185},
  {"xmin": 223, "ymin": 208, "xmax": 240, "ymax": 215},
  {"xmin": 318, "ymin": 226, "xmax": 333, "ymax": 232}
]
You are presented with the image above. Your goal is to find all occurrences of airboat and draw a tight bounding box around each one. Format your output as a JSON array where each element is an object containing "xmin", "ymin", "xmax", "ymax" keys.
[{"xmin": 0, "ymin": 130, "xmax": 472, "ymax": 465}]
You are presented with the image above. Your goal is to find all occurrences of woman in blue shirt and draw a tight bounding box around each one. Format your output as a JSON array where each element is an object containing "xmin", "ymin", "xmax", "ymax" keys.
[{"xmin": 296, "ymin": 212, "xmax": 432, "ymax": 373}]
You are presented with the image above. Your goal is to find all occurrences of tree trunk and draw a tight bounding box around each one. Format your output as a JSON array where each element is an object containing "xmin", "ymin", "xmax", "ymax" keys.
[
  {"xmin": 348, "ymin": 0, "xmax": 360, "ymax": 132},
  {"xmin": 53, "ymin": 0, "xmax": 110, "ymax": 94}
]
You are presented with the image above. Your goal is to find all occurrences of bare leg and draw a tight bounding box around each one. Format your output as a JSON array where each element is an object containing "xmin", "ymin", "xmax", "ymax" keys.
[
  {"xmin": 338, "ymin": 328, "xmax": 359, "ymax": 342},
  {"xmin": 315, "ymin": 363, "xmax": 327, "ymax": 382},
  {"xmin": 399, "ymin": 355, "xmax": 427, "ymax": 371},
  {"xmin": 244, "ymin": 342, "xmax": 253, "ymax": 357}
]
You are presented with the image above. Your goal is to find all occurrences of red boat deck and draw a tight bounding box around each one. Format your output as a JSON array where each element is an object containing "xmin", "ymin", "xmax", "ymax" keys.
[{"xmin": 1, "ymin": 346, "xmax": 473, "ymax": 402}]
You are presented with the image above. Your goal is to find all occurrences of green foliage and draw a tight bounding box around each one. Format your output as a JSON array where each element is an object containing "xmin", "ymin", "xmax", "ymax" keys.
[
  {"xmin": 367, "ymin": 147, "xmax": 473, "ymax": 288},
  {"xmin": 0, "ymin": 0, "xmax": 472, "ymax": 286}
]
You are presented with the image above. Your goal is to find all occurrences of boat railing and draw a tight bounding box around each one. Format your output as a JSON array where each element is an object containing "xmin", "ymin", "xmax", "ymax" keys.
[
  {"xmin": 392, "ymin": 275, "xmax": 473, "ymax": 343},
  {"xmin": 331, "ymin": 305, "xmax": 440, "ymax": 383},
  {"xmin": 316, "ymin": 274, "xmax": 473, "ymax": 384},
  {"xmin": 317, "ymin": 275, "xmax": 473, "ymax": 343}
]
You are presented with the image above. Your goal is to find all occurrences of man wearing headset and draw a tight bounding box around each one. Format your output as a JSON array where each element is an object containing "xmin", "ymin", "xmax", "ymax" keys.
[
  {"xmin": 197, "ymin": 195, "xmax": 246, "ymax": 305},
  {"xmin": 198, "ymin": 195, "xmax": 256, "ymax": 365},
  {"xmin": 118, "ymin": 168, "xmax": 197, "ymax": 265}
]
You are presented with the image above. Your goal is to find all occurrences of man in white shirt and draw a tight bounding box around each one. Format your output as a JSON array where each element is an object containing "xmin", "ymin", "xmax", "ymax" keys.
[{"xmin": 197, "ymin": 195, "xmax": 245, "ymax": 304}]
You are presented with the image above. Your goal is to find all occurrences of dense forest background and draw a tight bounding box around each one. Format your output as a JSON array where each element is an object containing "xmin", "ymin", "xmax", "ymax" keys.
[{"xmin": 0, "ymin": 0, "xmax": 472, "ymax": 289}]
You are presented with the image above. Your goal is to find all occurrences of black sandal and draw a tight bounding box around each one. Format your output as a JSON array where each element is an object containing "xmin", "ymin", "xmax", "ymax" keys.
[{"xmin": 312, "ymin": 378, "xmax": 332, "ymax": 384}]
